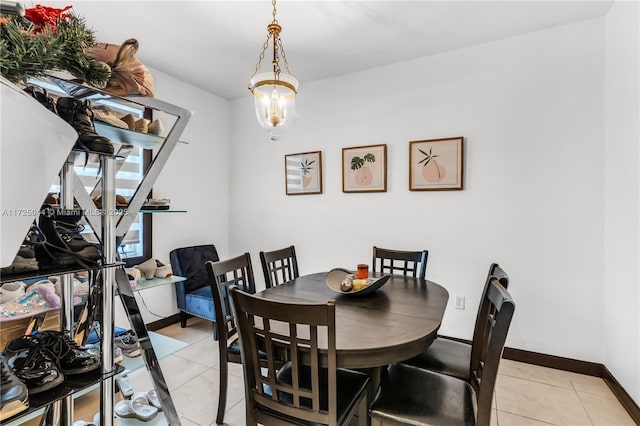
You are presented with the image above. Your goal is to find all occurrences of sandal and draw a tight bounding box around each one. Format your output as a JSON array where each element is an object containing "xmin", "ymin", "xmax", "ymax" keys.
[{"xmin": 115, "ymin": 393, "xmax": 158, "ymax": 421}]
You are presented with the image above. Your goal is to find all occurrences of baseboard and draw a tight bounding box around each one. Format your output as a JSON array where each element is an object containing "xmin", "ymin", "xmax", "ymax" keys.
[
  {"xmin": 501, "ymin": 346, "xmax": 603, "ymax": 377},
  {"xmin": 146, "ymin": 313, "xmax": 181, "ymax": 332},
  {"xmin": 439, "ymin": 335, "xmax": 640, "ymax": 423},
  {"xmin": 601, "ymin": 366, "xmax": 640, "ymax": 425}
]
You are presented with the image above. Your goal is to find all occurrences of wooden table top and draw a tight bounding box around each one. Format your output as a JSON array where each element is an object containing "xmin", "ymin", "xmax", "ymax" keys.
[{"xmin": 255, "ymin": 272, "xmax": 449, "ymax": 369}]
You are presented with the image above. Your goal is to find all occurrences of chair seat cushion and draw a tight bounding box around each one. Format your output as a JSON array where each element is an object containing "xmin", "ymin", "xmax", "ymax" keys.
[
  {"xmin": 183, "ymin": 285, "xmax": 216, "ymax": 321},
  {"xmin": 401, "ymin": 337, "xmax": 471, "ymax": 381},
  {"xmin": 267, "ymin": 362, "xmax": 369, "ymax": 426},
  {"xmin": 370, "ymin": 363, "xmax": 476, "ymax": 426}
]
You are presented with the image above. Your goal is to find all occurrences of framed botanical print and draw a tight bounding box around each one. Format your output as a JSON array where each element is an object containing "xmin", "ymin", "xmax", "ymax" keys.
[
  {"xmin": 409, "ymin": 137, "xmax": 464, "ymax": 191},
  {"xmin": 285, "ymin": 151, "xmax": 323, "ymax": 195},
  {"xmin": 342, "ymin": 144, "xmax": 387, "ymax": 193}
]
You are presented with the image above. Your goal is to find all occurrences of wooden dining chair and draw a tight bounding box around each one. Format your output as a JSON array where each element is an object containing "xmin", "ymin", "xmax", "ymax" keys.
[
  {"xmin": 229, "ymin": 287, "xmax": 370, "ymax": 426},
  {"xmin": 370, "ymin": 278, "xmax": 515, "ymax": 426},
  {"xmin": 372, "ymin": 246, "xmax": 428, "ymax": 279},
  {"xmin": 205, "ymin": 253, "xmax": 256, "ymax": 425},
  {"xmin": 259, "ymin": 245, "xmax": 299, "ymax": 288},
  {"xmin": 401, "ymin": 263, "xmax": 509, "ymax": 381}
]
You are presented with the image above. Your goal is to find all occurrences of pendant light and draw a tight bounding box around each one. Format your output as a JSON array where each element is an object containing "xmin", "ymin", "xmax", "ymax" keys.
[{"xmin": 248, "ymin": 0, "xmax": 299, "ymax": 141}]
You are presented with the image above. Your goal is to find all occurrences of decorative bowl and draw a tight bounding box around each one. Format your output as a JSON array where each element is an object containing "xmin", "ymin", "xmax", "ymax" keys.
[{"xmin": 326, "ymin": 268, "xmax": 390, "ymax": 296}]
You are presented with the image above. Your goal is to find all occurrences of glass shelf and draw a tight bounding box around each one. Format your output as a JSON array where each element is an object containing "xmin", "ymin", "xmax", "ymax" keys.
[
  {"xmin": 128, "ymin": 275, "xmax": 186, "ymax": 293},
  {"xmin": 139, "ymin": 209, "xmax": 187, "ymax": 214},
  {"xmin": 1, "ymin": 364, "xmax": 125, "ymax": 426},
  {"xmin": 120, "ymin": 331, "xmax": 188, "ymax": 373},
  {"xmin": 94, "ymin": 121, "xmax": 188, "ymax": 150},
  {"xmin": 0, "ymin": 262, "xmax": 125, "ymax": 284}
]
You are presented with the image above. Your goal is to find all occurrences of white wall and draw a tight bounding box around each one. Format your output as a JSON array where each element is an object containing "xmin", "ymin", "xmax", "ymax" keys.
[
  {"xmin": 116, "ymin": 67, "xmax": 230, "ymax": 326},
  {"xmin": 229, "ymin": 19, "xmax": 606, "ymax": 362},
  {"xmin": 604, "ymin": 1, "xmax": 640, "ymax": 405}
]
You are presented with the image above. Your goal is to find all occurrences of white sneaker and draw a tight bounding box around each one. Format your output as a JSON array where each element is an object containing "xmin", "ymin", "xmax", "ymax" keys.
[{"xmin": 0, "ymin": 281, "xmax": 25, "ymax": 304}]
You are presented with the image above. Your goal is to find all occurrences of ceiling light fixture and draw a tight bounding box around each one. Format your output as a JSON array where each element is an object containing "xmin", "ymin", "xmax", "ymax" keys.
[{"xmin": 248, "ymin": 0, "xmax": 299, "ymax": 141}]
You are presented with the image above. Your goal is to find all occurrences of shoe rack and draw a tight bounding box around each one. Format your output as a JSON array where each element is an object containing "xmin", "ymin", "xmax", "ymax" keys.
[{"xmin": 1, "ymin": 75, "xmax": 191, "ymax": 426}]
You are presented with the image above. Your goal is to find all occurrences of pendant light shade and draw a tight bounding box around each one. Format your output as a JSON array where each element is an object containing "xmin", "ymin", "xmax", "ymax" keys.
[{"xmin": 248, "ymin": 1, "xmax": 298, "ymax": 141}]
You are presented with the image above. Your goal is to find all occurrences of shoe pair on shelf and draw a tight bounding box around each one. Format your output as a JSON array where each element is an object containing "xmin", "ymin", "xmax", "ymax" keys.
[
  {"xmin": 25, "ymin": 86, "xmax": 114, "ymax": 157},
  {"xmin": 86, "ymin": 322, "xmax": 141, "ymax": 358},
  {"xmin": 0, "ymin": 280, "xmax": 60, "ymax": 321},
  {"xmin": 141, "ymin": 198, "xmax": 170, "ymax": 210},
  {"xmin": 3, "ymin": 330, "xmax": 101, "ymax": 394},
  {"xmin": 34, "ymin": 207, "xmax": 101, "ymax": 269},
  {"xmin": 0, "ymin": 223, "xmax": 41, "ymax": 275},
  {"xmin": 119, "ymin": 114, "xmax": 164, "ymax": 136},
  {"xmin": 92, "ymin": 194, "xmax": 129, "ymax": 210},
  {"xmin": 0, "ymin": 354, "xmax": 29, "ymax": 421},
  {"xmin": 133, "ymin": 258, "xmax": 172, "ymax": 280}
]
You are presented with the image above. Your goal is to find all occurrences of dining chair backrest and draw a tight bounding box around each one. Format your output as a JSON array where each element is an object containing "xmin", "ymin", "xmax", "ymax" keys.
[
  {"xmin": 230, "ymin": 287, "xmax": 340, "ymax": 426},
  {"xmin": 372, "ymin": 246, "xmax": 428, "ymax": 279},
  {"xmin": 206, "ymin": 253, "xmax": 256, "ymax": 346},
  {"xmin": 470, "ymin": 263, "xmax": 510, "ymax": 375},
  {"xmin": 469, "ymin": 278, "xmax": 515, "ymax": 426},
  {"xmin": 259, "ymin": 245, "xmax": 299, "ymax": 288}
]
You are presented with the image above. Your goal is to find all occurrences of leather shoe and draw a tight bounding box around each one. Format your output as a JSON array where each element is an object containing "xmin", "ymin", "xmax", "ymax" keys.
[
  {"xmin": 4, "ymin": 335, "xmax": 64, "ymax": 394},
  {"xmin": 37, "ymin": 330, "xmax": 101, "ymax": 375}
]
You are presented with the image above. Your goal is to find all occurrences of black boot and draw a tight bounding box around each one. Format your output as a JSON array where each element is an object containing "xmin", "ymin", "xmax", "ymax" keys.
[
  {"xmin": 34, "ymin": 206, "xmax": 101, "ymax": 268},
  {"xmin": 56, "ymin": 97, "xmax": 114, "ymax": 155},
  {"xmin": 24, "ymin": 86, "xmax": 56, "ymax": 113},
  {"xmin": 0, "ymin": 222, "xmax": 41, "ymax": 275}
]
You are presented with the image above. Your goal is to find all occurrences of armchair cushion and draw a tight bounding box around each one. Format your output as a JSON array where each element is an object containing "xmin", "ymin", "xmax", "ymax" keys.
[{"xmin": 170, "ymin": 244, "xmax": 220, "ymax": 293}]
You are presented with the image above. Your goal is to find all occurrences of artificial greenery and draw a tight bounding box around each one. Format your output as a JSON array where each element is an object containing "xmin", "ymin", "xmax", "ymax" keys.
[
  {"xmin": 350, "ymin": 153, "xmax": 375, "ymax": 170},
  {"xmin": 0, "ymin": 6, "xmax": 110, "ymax": 85}
]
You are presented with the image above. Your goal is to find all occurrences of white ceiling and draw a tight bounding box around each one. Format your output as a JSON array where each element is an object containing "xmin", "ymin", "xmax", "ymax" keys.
[{"xmin": 57, "ymin": 1, "xmax": 612, "ymax": 100}]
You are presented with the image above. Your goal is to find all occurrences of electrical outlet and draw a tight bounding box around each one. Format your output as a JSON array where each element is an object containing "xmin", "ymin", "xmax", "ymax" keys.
[{"xmin": 455, "ymin": 296, "xmax": 465, "ymax": 310}]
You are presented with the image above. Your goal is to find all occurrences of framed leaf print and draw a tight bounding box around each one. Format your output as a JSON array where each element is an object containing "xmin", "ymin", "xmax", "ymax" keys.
[
  {"xmin": 409, "ymin": 137, "xmax": 464, "ymax": 191},
  {"xmin": 285, "ymin": 151, "xmax": 323, "ymax": 195},
  {"xmin": 342, "ymin": 144, "xmax": 387, "ymax": 193}
]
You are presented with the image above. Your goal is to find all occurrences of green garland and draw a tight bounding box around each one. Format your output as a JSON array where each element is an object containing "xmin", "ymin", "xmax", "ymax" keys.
[{"xmin": 0, "ymin": 12, "xmax": 110, "ymax": 85}]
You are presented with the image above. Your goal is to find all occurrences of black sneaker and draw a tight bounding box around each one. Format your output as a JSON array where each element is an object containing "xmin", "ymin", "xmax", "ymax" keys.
[
  {"xmin": 38, "ymin": 330, "xmax": 101, "ymax": 375},
  {"xmin": 56, "ymin": 97, "xmax": 114, "ymax": 155},
  {"xmin": 0, "ymin": 354, "xmax": 29, "ymax": 421},
  {"xmin": 34, "ymin": 206, "xmax": 101, "ymax": 268},
  {"xmin": 0, "ymin": 223, "xmax": 42, "ymax": 274},
  {"xmin": 4, "ymin": 335, "xmax": 64, "ymax": 394}
]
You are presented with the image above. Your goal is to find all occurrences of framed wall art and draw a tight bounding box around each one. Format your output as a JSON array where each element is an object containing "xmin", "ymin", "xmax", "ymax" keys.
[
  {"xmin": 342, "ymin": 144, "xmax": 387, "ymax": 193},
  {"xmin": 285, "ymin": 151, "xmax": 323, "ymax": 195},
  {"xmin": 409, "ymin": 137, "xmax": 464, "ymax": 191}
]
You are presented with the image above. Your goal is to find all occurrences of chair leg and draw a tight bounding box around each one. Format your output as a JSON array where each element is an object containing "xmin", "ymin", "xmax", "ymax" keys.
[
  {"xmin": 216, "ymin": 358, "xmax": 228, "ymax": 424},
  {"xmin": 358, "ymin": 394, "xmax": 368, "ymax": 426},
  {"xmin": 180, "ymin": 311, "xmax": 187, "ymax": 328},
  {"xmin": 212, "ymin": 321, "xmax": 218, "ymax": 341}
]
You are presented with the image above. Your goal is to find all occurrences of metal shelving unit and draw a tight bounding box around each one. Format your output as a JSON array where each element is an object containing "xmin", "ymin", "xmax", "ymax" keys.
[{"xmin": 1, "ymin": 76, "xmax": 192, "ymax": 426}]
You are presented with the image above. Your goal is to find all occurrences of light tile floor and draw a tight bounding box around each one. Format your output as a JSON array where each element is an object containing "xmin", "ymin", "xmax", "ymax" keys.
[{"xmin": 34, "ymin": 317, "xmax": 636, "ymax": 425}]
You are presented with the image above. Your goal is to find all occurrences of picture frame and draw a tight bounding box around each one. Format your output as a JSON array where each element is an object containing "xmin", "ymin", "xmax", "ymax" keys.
[
  {"xmin": 342, "ymin": 144, "xmax": 387, "ymax": 193},
  {"xmin": 285, "ymin": 151, "xmax": 323, "ymax": 195},
  {"xmin": 409, "ymin": 137, "xmax": 464, "ymax": 191}
]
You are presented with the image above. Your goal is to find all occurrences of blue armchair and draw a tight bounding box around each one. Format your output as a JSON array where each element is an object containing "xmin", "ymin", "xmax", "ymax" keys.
[{"xmin": 169, "ymin": 244, "xmax": 220, "ymax": 336}]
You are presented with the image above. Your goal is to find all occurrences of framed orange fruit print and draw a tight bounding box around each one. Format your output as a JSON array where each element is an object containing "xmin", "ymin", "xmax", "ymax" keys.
[
  {"xmin": 342, "ymin": 144, "xmax": 387, "ymax": 193},
  {"xmin": 409, "ymin": 137, "xmax": 464, "ymax": 191}
]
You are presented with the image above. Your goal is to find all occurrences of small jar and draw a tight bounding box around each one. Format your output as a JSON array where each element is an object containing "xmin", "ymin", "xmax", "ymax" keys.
[{"xmin": 357, "ymin": 264, "xmax": 369, "ymax": 279}]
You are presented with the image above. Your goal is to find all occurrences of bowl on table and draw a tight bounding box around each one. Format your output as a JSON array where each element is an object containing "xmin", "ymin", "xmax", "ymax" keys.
[{"xmin": 326, "ymin": 268, "xmax": 390, "ymax": 296}]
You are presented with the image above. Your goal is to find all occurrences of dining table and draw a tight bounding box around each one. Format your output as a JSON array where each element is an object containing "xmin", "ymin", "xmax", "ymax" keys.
[{"xmin": 254, "ymin": 271, "xmax": 449, "ymax": 372}]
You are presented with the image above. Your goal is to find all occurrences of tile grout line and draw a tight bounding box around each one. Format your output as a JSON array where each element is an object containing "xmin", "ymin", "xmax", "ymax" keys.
[
  {"xmin": 496, "ymin": 408, "xmax": 559, "ymax": 425},
  {"xmin": 571, "ymin": 380, "xmax": 597, "ymax": 426}
]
